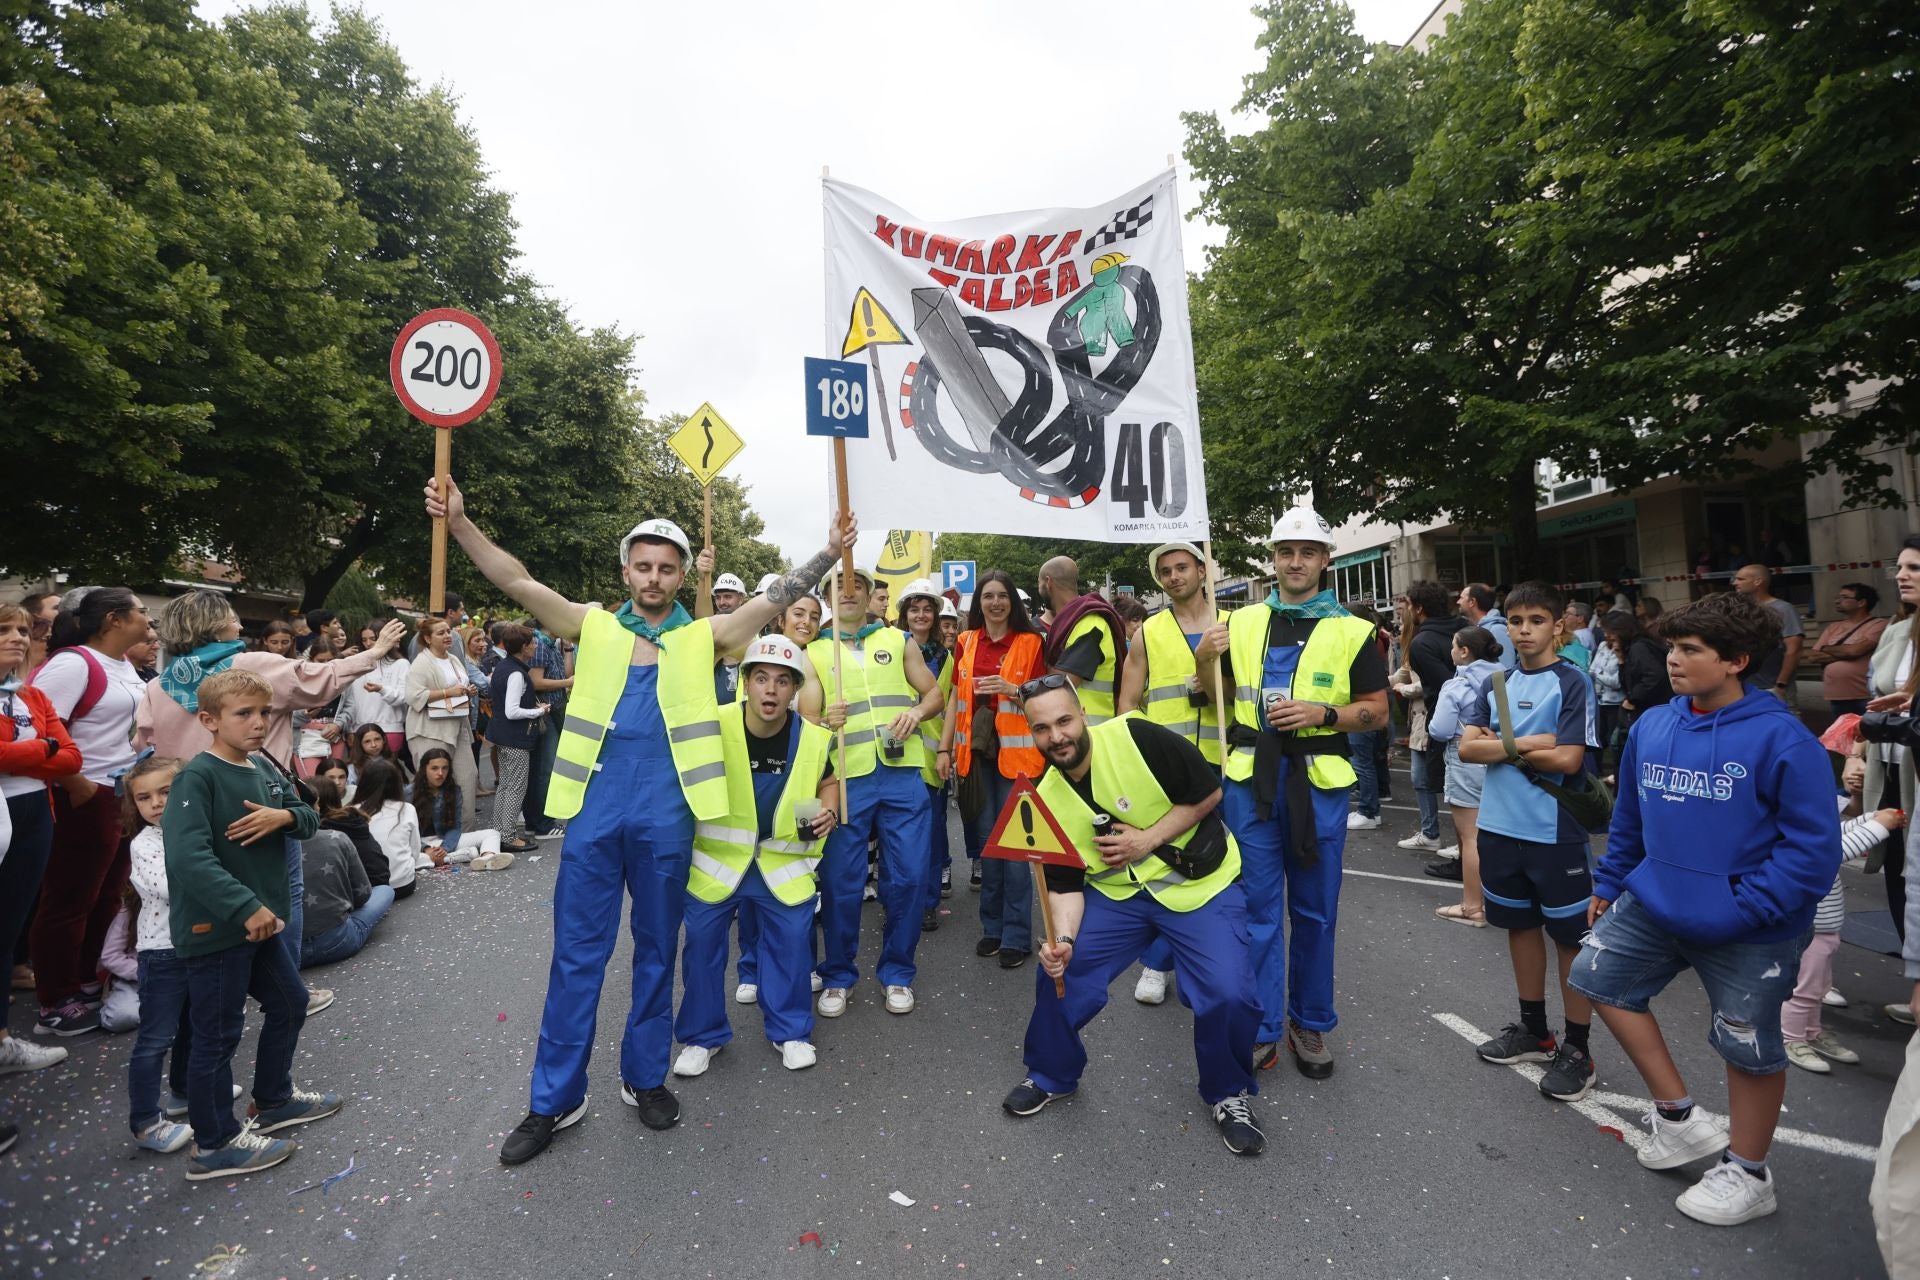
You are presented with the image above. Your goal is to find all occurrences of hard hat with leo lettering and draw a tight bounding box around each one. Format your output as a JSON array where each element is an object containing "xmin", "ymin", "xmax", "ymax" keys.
[
  {"xmin": 740, "ymin": 635, "xmax": 809, "ymax": 678},
  {"xmin": 1267, "ymin": 506, "xmax": 1336, "ymax": 552}
]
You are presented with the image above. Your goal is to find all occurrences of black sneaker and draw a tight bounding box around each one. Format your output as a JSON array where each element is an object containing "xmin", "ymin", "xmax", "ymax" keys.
[
  {"xmin": 499, "ymin": 1097, "xmax": 588, "ymax": 1165},
  {"xmin": 34, "ymin": 998, "xmax": 99, "ymax": 1037},
  {"xmin": 940, "ymin": 867, "xmax": 953, "ymax": 899},
  {"xmin": 0, "ymin": 1117, "xmax": 16, "ymax": 1157},
  {"xmin": 998, "ymin": 948, "xmax": 1029, "ymax": 970},
  {"xmin": 969, "ymin": 865, "xmax": 982, "ymax": 891},
  {"xmin": 1475, "ymin": 1023, "xmax": 1557, "ymax": 1065},
  {"xmin": 921, "ymin": 909, "xmax": 940, "ymax": 932},
  {"xmin": 621, "ymin": 1082, "xmax": 680, "ymax": 1131},
  {"xmin": 1212, "ymin": 1092, "xmax": 1265, "ymax": 1155},
  {"xmin": 1002, "ymin": 1078, "xmax": 1071, "ymax": 1116},
  {"xmin": 975, "ymin": 936, "xmax": 1001, "ymax": 958},
  {"xmin": 1538, "ymin": 1043, "xmax": 1595, "ymax": 1101},
  {"xmin": 1423, "ymin": 859, "xmax": 1464, "ymax": 882}
]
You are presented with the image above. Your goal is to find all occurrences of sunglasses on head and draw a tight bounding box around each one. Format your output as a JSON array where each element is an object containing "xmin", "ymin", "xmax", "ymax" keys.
[{"xmin": 1018, "ymin": 673, "xmax": 1073, "ymax": 700}]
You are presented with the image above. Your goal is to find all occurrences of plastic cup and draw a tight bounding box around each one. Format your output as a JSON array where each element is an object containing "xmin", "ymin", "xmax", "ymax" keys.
[{"xmin": 793, "ymin": 799, "xmax": 823, "ymax": 826}]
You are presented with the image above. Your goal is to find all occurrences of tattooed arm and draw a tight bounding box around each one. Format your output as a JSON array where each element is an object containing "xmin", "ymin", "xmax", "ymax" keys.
[{"xmin": 709, "ymin": 513, "xmax": 857, "ymax": 653}]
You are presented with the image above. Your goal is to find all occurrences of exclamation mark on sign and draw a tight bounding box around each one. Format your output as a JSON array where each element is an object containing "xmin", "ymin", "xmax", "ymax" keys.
[
  {"xmin": 1020, "ymin": 801, "xmax": 1035, "ymax": 847},
  {"xmin": 863, "ymin": 296, "xmax": 877, "ymax": 339}
]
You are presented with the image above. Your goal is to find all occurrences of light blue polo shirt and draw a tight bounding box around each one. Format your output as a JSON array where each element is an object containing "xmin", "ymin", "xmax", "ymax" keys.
[{"xmin": 1461, "ymin": 658, "xmax": 1597, "ymax": 845}]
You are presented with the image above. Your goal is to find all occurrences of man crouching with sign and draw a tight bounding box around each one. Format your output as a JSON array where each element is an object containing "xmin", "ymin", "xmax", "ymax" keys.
[{"xmin": 1001, "ymin": 677, "xmax": 1265, "ymax": 1155}]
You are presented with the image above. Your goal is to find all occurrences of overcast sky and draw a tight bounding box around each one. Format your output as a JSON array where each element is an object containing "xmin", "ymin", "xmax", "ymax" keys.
[{"xmin": 200, "ymin": 0, "xmax": 1439, "ymax": 566}]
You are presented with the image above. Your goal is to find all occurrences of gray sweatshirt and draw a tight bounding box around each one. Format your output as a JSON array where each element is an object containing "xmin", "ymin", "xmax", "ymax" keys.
[{"xmin": 302, "ymin": 828, "xmax": 371, "ymax": 940}]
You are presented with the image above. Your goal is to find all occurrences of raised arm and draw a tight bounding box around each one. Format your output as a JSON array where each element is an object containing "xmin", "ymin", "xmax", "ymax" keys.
[
  {"xmin": 708, "ymin": 512, "xmax": 858, "ymax": 654},
  {"xmin": 426, "ymin": 476, "xmax": 588, "ymax": 641}
]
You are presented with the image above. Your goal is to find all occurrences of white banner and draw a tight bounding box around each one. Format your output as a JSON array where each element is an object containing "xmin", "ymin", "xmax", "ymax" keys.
[{"xmin": 822, "ymin": 172, "xmax": 1209, "ymax": 543}]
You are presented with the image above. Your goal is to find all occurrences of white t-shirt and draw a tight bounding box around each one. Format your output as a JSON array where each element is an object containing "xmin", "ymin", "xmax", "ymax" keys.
[
  {"xmin": 129, "ymin": 826, "xmax": 174, "ymax": 952},
  {"xmin": 1, "ymin": 679, "xmax": 46, "ymax": 800},
  {"xmin": 34, "ymin": 646, "xmax": 144, "ymax": 784},
  {"xmin": 368, "ymin": 799, "xmax": 429, "ymax": 889}
]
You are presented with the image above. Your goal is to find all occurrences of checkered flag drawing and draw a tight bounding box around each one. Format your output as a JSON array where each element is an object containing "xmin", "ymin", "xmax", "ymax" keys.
[{"xmin": 1082, "ymin": 194, "xmax": 1153, "ymax": 254}]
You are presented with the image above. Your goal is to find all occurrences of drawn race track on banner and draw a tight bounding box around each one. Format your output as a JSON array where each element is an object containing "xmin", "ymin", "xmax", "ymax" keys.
[{"xmin": 824, "ymin": 173, "xmax": 1208, "ymax": 543}]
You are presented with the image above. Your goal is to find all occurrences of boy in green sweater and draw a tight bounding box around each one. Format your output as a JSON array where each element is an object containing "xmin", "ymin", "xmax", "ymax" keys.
[{"xmin": 164, "ymin": 670, "xmax": 341, "ymax": 1180}]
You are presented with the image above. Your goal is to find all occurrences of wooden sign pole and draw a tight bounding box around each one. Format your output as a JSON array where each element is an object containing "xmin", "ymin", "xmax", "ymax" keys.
[
  {"xmin": 700, "ymin": 482, "xmax": 714, "ymax": 605},
  {"xmin": 1033, "ymin": 869, "xmax": 1066, "ymax": 999},
  {"xmin": 430, "ymin": 427, "xmax": 452, "ymax": 614},
  {"xmin": 833, "ymin": 438, "xmax": 856, "ymax": 587},
  {"xmin": 1202, "ymin": 540, "xmax": 1230, "ymax": 759}
]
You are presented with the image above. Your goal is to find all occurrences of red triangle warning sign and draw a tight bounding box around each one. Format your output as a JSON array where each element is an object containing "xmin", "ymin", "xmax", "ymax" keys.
[{"xmin": 980, "ymin": 776, "xmax": 1085, "ymax": 869}]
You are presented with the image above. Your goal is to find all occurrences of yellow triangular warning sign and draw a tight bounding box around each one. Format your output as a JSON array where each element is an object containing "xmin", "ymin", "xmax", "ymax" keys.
[
  {"xmin": 840, "ymin": 287, "xmax": 909, "ymax": 358},
  {"xmin": 980, "ymin": 776, "xmax": 1084, "ymax": 868}
]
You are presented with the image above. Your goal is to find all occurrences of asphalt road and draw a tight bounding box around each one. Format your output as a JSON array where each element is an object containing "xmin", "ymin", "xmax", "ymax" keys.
[{"xmin": 3, "ymin": 765, "xmax": 1906, "ymax": 1280}]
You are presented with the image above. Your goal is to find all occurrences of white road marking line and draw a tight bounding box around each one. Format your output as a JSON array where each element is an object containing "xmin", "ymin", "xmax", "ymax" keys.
[
  {"xmin": 1431, "ymin": 1012, "xmax": 1878, "ymax": 1162},
  {"xmin": 1344, "ymin": 867, "xmax": 1455, "ymax": 889}
]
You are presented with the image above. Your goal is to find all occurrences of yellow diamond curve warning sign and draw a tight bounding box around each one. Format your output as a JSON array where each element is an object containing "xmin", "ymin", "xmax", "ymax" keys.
[
  {"xmin": 980, "ymin": 777, "xmax": 1084, "ymax": 868},
  {"xmin": 669, "ymin": 403, "xmax": 745, "ymax": 487},
  {"xmin": 840, "ymin": 288, "xmax": 909, "ymax": 359}
]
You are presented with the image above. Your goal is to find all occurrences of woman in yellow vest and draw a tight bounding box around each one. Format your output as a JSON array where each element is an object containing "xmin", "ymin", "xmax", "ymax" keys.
[
  {"xmin": 806, "ymin": 566, "xmax": 945, "ymax": 1020},
  {"xmin": 895, "ymin": 578, "xmax": 955, "ymax": 931},
  {"xmin": 1218, "ymin": 508, "xmax": 1390, "ymax": 1083},
  {"xmin": 939, "ymin": 571, "xmax": 1047, "ymax": 967},
  {"xmin": 1116, "ymin": 541, "xmax": 1230, "ymax": 1006},
  {"xmin": 426, "ymin": 476, "xmax": 852, "ymax": 1166},
  {"xmin": 1004, "ymin": 679, "xmax": 1266, "ymax": 1157},
  {"xmin": 672, "ymin": 638, "xmax": 838, "ymax": 1075}
]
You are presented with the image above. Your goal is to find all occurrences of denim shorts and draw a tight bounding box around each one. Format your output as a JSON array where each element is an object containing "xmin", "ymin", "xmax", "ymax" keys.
[
  {"xmin": 1442, "ymin": 740, "xmax": 1483, "ymax": 808},
  {"xmin": 1570, "ymin": 890, "xmax": 1805, "ymax": 1075}
]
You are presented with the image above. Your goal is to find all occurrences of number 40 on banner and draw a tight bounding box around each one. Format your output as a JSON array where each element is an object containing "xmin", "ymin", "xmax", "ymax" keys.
[{"xmin": 804, "ymin": 356, "xmax": 870, "ymax": 439}]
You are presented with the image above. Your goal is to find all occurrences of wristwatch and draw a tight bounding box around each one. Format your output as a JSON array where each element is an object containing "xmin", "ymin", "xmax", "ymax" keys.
[
  {"xmin": 1321, "ymin": 703, "xmax": 1339, "ymax": 727},
  {"xmin": 1055, "ymin": 935, "xmax": 1074, "ymax": 947}
]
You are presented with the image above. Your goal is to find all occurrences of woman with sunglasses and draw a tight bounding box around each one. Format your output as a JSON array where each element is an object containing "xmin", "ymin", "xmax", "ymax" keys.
[{"xmin": 939, "ymin": 571, "xmax": 1047, "ymax": 969}]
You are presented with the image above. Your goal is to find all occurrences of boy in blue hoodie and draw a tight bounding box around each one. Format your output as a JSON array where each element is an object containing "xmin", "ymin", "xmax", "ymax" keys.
[{"xmin": 1574, "ymin": 592, "xmax": 1839, "ymax": 1228}]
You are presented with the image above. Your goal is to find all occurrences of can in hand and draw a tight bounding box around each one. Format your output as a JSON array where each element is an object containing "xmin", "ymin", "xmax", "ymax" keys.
[{"xmin": 1091, "ymin": 813, "xmax": 1113, "ymax": 840}]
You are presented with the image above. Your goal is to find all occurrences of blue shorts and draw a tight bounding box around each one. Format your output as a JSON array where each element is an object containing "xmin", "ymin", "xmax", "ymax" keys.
[
  {"xmin": 1442, "ymin": 740, "xmax": 1483, "ymax": 808},
  {"xmin": 1478, "ymin": 830, "xmax": 1592, "ymax": 945},
  {"xmin": 1570, "ymin": 891, "xmax": 1804, "ymax": 1075}
]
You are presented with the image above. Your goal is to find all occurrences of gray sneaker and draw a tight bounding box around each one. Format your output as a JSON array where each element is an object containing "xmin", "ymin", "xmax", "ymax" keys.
[
  {"xmin": 1286, "ymin": 1021, "xmax": 1334, "ymax": 1079},
  {"xmin": 186, "ymin": 1128, "xmax": 295, "ymax": 1180}
]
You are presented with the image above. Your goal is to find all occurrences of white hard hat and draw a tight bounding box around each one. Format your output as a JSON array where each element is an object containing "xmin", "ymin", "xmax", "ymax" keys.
[
  {"xmin": 1017, "ymin": 588, "xmax": 1032, "ymax": 602},
  {"xmin": 739, "ymin": 635, "xmax": 808, "ymax": 678},
  {"xmin": 713, "ymin": 573, "xmax": 746, "ymax": 594},
  {"xmin": 822, "ymin": 564, "xmax": 875, "ymax": 590},
  {"xmin": 753, "ymin": 573, "xmax": 780, "ymax": 595},
  {"xmin": 1149, "ymin": 541, "xmax": 1205, "ymax": 576},
  {"xmin": 620, "ymin": 518, "xmax": 691, "ymax": 565},
  {"xmin": 939, "ymin": 598, "xmax": 959, "ymax": 619},
  {"xmin": 896, "ymin": 577, "xmax": 943, "ymax": 610},
  {"xmin": 1268, "ymin": 506, "xmax": 1336, "ymax": 551}
]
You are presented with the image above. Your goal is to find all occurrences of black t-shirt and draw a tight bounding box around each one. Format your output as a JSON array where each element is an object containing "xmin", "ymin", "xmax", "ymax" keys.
[
  {"xmin": 743, "ymin": 718, "xmax": 835, "ymax": 780},
  {"xmin": 1052, "ymin": 622, "xmax": 1112, "ymax": 682},
  {"xmin": 1042, "ymin": 719, "xmax": 1226, "ymax": 893}
]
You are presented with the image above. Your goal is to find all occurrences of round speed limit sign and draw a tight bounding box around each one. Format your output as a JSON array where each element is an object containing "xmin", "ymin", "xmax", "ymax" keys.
[{"xmin": 389, "ymin": 308, "xmax": 503, "ymax": 427}]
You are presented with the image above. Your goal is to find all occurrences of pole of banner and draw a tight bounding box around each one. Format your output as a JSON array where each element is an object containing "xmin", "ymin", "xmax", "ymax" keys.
[
  {"xmin": 429, "ymin": 426, "xmax": 452, "ymax": 614},
  {"xmin": 1033, "ymin": 854, "xmax": 1066, "ymax": 1000},
  {"xmin": 1201, "ymin": 540, "xmax": 1231, "ymax": 760},
  {"xmin": 700, "ymin": 482, "xmax": 713, "ymax": 605}
]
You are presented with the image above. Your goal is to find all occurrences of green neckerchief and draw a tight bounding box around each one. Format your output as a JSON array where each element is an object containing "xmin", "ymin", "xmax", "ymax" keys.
[
  {"xmin": 614, "ymin": 600, "xmax": 693, "ymax": 645},
  {"xmin": 831, "ymin": 622, "xmax": 887, "ymax": 643},
  {"xmin": 1264, "ymin": 588, "xmax": 1348, "ymax": 621},
  {"xmin": 159, "ymin": 638, "xmax": 249, "ymax": 713}
]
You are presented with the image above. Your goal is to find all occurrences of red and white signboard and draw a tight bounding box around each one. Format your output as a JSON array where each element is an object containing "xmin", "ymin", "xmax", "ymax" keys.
[{"xmin": 389, "ymin": 307, "xmax": 502, "ymax": 427}]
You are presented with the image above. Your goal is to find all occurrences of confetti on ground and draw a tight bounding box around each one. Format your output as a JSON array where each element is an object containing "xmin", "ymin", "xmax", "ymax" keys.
[
  {"xmin": 1596, "ymin": 1125, "xmax": 1625, "ymax": 1143},
  {"xmin": 287, "ymin": 1155, "xmax": 359, "ymax": 1196},
  {"xmin": 799, "ymin": 1231, "xmax": 823, "ymax": 1249},
  {"xmin": 498, "ymin": 1012, "xmax": 509, "ymax": 1021},
  {"xmin": 889, "ymin": 1190, "xmax": 917, "ymax": 1207}
]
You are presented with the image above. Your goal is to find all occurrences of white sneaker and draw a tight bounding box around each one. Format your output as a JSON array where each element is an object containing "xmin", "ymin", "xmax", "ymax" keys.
[
  {"xmin": 305, "ymin": 988, "xmax": 335, "ymax": 1017},
  {"xmin": 817, "ymin": 987, "xmax": 849, "ymax": 1018},
  {"xmin": 672, "ymin": 1044, "xmax": 720, "ymax": 1077},
  {"xmin": 1396, "ymin": 832, "xmax": 1443, "ymax": 852},
  {"xmin": 1785, "ymin": 1041, "xmax": 1832, "ymax": 1074},
  {"xmin": 1435, "ymin": 845, "xmax": 1460, "ymax": 861},
  {"xmin": 469, "ymin": 851, "xmax": 515, "ymax": 871},
  {"xmin": 535, "ymin": 825, "xmax": 567, "ymax": 842},
  {"xmin": 1637, "ymin": 1109, "xmax": 1729, "ymax": 1170},
  {"xmin": 734, "ymin": 983, "xmax": 758, "ymax": 1005},
  {"xmin": 1822, "ymin": 987, "xmax": 1849, "ymax": 1008},
  {"xmin": 810, "ymin": 972, "xmax": 825, "ymax": 993},
  {"xmin": 1133, "ymin": 968, "xmax": 1169, "ymax": 1005},
  {"xmin": 0, "ymin": 1034, "xmax": 68, "ymax": 1074},
  {"xmin": 884, "ymin": 985, "xmax": 915, "ymax": 1015},
  {"xmin": 1675, "ymin": 1160, "xmax": 1777, "ymax": 1226},
  {"xmin": 779, "ymin": 1041, "xmax": 817, "ymax": 1071},
  {"xmin": 1346, "ymin": 812, "xmax": 1381, "ymax": 830},
  {"xmin": 1889, "ymin": 1002, "xmax": 1916, "ymax": 1026}
]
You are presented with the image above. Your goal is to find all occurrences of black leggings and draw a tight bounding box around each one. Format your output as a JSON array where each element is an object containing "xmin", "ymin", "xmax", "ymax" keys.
[
  {"xmin": 1881, "ymin": 777, "xmax": 1906, "ymax": 942},
  {"xmin": 1, "ymin": 792, "xmax": 55, "ymax": 1016}
]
